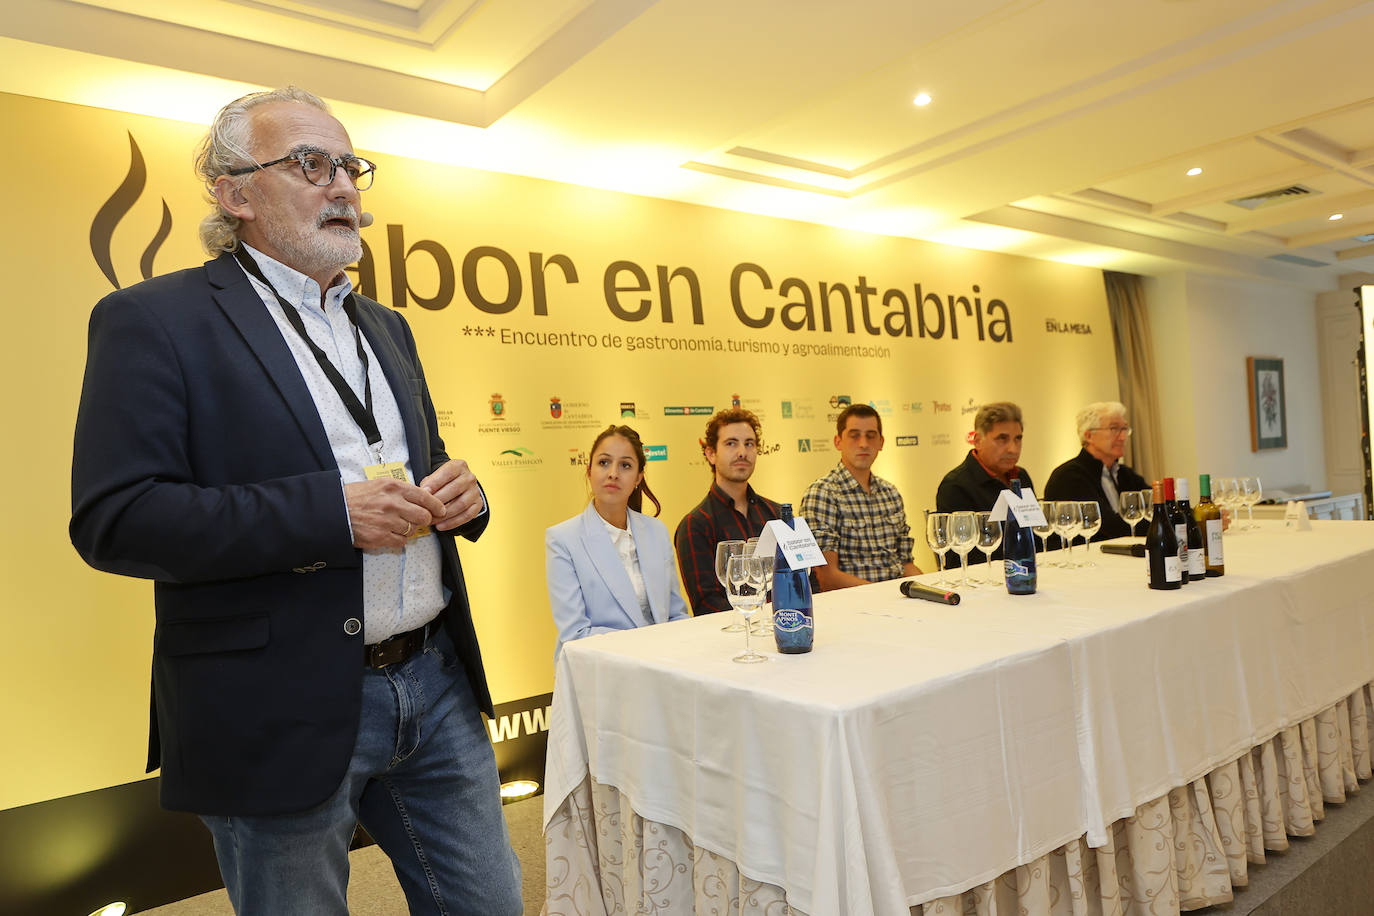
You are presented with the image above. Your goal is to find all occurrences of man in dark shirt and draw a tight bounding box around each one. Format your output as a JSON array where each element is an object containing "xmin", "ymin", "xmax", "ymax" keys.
[
  {"xmin": 674, "ymin": 408, "xmax": 783, "ymax": 614},
  {"xmin": 935, "ymin": 401, "xmax": 1035, "ymax": 566},
  {"xmin": 1044, "ymin": 400, "xmax": 1149, "ymax": 541}
]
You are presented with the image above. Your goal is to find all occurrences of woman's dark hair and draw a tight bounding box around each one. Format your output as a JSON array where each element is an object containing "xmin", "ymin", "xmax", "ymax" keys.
[{"xmin": 588, "ymin": 424, "xmax": 662, "ymax": 517}]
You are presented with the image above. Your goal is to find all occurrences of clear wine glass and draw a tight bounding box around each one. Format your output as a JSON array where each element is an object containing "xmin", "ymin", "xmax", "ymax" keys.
[
  {"xmin": 1120, "ymin": 490, "xmax": 1144, "ymax": 536},
  {"xmin": 926, "ymin": 512, "xmax": 956, "ymax": 588},
  {"xmin": 1034, "ymin": 500, "xmax": 1057, "ymax": 564},
  {"xmin": 1078, "ymin": 501, "xmax": 1103, "ymax": 566},
  {"xmin": 715, "ymin": 540, "xmax": 748, "ymax": 631},
  {"xmin": 1139, "ymin": 490, "xmax": 1154, "ymax": 529},
  {"xmin": 1217, "ymin": 478, "xmax": 1241, "ymax": 533},
  {"xmin": 751, "ymin": 551, "xmax": 775, "ymax": 636},
  {"xmin": 727, "ymin": 554, "xmax": 767, "ymax": 664},
  {"xmin": 1054, "ymin": 501, "xmax": 1082, "ymax": 568},
  {"xmin": 948, "ymin": 511, "xmax": 978, "ymax": 589},
  {"xmin": 976, "ymin": 512, "xmax": 1003, "ymax": 584},
  {"xmin": 1241, "ymin": 476, "xmax": 1263, "ymax": 529}
]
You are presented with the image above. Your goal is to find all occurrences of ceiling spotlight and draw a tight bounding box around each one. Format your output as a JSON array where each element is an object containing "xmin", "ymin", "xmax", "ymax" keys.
[
  {"xmin": 1186, "ymin": 167, "xmax": 1202, "ymax": 176},
  {"xmin": 88, "ymin": 904, "xmax": 127, "ymax": 916},
  {"xmin": 912, "ymin": 93, "xmax": 932, "ymax": 107},
  {"xmin": 1330, "ymin": 213, "xmax": 1345, "ymax": 221}
]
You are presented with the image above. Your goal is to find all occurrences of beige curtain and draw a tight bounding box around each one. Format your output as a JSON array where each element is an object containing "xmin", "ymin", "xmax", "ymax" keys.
[{"xmin": 1103, "ymin": 271, "xmax": 1164, "ymax": 484}]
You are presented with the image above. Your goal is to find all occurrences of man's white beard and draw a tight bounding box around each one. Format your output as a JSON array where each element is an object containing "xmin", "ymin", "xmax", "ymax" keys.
[{"xmin": 261, "ymin": 212, "xmax": 362, "ymax": 283}]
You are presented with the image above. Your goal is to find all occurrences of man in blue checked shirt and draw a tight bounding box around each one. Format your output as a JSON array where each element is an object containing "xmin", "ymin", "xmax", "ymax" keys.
[{"xmin": 800, "ymin": 404, "xmax": 921, "ymax": 590}]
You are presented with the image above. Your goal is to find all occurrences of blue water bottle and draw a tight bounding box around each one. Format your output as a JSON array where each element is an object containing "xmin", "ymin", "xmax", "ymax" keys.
[
  {"xmin": 771, "ymin": 504, "xmax": 814, "ymax": 654},
  {"xmin": 1003, "ymin": 480, "xmax": 1037, "ymax": 595}
]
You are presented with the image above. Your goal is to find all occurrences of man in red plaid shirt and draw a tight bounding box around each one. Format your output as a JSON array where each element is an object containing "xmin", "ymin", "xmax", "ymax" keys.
[{"xmin": 673, "ymin": 408, "xmax": 784, "ymax": 614}]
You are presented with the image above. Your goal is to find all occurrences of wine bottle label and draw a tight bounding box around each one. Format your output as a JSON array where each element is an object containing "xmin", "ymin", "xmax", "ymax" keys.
[
  {"xmin": 1164, "ymin": 556, "xmax": 1181, "ymax": 582},
  {"xmin": 1205, "ymin": 519, "xmax": 1224, "ymax": 564},
  {"xmin": 773, "ymin": 609, "xmax": 813, "ymax": 633},
  {"xmin": 1005, "ymin": 559, "xmax": 1032, "ymax": 577},
  {"xmin": 1188, "ymin": 550, "xmax": 1205, "ymax": 576}
]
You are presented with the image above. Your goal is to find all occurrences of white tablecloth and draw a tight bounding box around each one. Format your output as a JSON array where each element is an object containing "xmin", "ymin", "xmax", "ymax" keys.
[{"xmin": 543, "ymin": 520, "xmax": 1374, "ymax": 913}]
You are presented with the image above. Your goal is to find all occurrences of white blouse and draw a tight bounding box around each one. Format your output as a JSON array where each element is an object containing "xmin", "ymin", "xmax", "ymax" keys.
[{"xmin": 600, "ymin": 515, "xmax": 653, "ymax": 625}]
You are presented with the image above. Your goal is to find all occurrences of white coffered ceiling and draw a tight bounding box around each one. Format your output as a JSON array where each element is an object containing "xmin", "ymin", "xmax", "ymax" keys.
[{"xmin": 7, "ymin": 0, "xmax": 1374, "ymax": 288}]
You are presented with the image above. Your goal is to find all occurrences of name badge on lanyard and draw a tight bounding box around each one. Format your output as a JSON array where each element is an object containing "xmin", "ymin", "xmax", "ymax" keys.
[{"xmin": 364, "ymin": 461, "xmax": 430, "ymax": 538}]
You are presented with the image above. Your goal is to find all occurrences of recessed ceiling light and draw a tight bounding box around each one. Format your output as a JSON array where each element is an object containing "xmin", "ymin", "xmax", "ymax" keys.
[
  {"xmin": 1186, "ymin": 167, "xmax": 1202, "ymax": 176},
  {"xmin": 912, "ymin": 93, "xmax": 932, "ymax": 107},
  {"xmin": 1330, "ymin": 213, "xmax": 1345, "ymax": 221}
]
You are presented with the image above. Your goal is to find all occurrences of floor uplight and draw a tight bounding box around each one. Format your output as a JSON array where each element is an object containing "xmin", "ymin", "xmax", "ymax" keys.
[{"xmin": 500, "ymin": 779, "xmax": 540, "ymax": 803}]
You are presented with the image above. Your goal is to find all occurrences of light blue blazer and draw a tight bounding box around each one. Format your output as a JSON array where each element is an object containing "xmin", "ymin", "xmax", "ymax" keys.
[{"xmin": 546, "ymin": 502, "xmax": 689, "ymax": 657}]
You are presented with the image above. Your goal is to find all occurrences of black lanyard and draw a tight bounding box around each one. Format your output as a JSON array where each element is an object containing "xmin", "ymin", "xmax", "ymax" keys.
[{"xmin": 233, "ymin": 248, "xmax": 383, "ymax": 458}]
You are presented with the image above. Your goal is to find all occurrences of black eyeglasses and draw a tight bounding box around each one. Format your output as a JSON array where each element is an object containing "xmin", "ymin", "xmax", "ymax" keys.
[{"xmin": 227, "ymin": 149, "xmax": 376, "ymax": 190}]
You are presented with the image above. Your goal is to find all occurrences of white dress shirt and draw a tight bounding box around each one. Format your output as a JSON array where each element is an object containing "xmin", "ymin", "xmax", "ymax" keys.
[
  {"xmin": 240, "ymin": 245, "xmax": 444, "ymax": 644},
  {"xmin": 600, "ymin": 515, "xmax": 654, "ymax": 625}
]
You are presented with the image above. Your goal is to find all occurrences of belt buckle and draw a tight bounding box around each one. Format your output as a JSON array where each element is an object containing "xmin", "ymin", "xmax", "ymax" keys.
[{"xmin": 366, "ymin": 623, "xmax": 427, "ymax": 669}]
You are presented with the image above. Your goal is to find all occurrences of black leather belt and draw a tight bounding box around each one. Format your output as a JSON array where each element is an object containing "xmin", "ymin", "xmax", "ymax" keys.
[{"xmin": 365, "ymin": 621, "xmax": 434, "ymax": 669}]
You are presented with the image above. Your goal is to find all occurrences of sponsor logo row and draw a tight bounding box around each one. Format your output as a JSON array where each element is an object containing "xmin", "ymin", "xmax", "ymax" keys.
[
  {"xmin": 498, "ymin": 431, "xmax": 959, "ymax": 468},
  {"xmin": 477, "ymin": 394, "xmax": 981, "ymax": 421}
]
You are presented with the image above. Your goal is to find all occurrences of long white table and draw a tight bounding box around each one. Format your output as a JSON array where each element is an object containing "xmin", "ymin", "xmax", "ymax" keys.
[{"xmin": 543, "ymin": 521, "xmax": 1374, "ymax": 914}]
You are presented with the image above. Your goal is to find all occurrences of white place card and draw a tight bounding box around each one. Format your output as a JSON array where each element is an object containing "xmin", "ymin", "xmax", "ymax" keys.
[
  {"xmin": 989, "ymin": 488, "xmax": 1048, "ymax": 526},
  {"xmin": 753, "ymin": 517, "xmax": 828, "ymax": 570},
  {"xmin": 1284, "ymin": 500, "xmax": 1312, "ymax": 531}
]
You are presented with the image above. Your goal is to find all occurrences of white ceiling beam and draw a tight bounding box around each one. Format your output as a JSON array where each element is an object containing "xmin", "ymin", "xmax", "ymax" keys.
[
  {"xmin": 1286, "ymin": 218, "xmax": 1374, "ymax": 249},
  {"xmin": 1350, "ymin": 146, "xmax": 1374, "ymax": 169},
  {"xmin": 968, "ymin": 205, "xmax": 1312, "ymax": 283},
  {"xmin": 1258, "ymin": 131, "xmax": 1374, "ymax": 188},
  {"xmin": 1337, "ymin": 242, "xmax": 1374, "ymax": 261}
]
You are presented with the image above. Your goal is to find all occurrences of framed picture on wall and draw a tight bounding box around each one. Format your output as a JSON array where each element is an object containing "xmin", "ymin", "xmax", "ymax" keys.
[{"xmin": 1247, "ymin": 356, "xmax": 1287, "ymax": 451}]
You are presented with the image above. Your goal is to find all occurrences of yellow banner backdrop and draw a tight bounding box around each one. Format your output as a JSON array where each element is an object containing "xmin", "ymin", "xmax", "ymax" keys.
[{"xmin": 0, "ymin": 91, "xmax": 1115, "ymax": 810}]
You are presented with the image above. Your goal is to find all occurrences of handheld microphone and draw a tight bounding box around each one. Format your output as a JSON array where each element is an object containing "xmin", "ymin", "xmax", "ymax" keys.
[
  {"xmin": 359, "ymin": 211, "xmax": 374, "ymax": 228},
  {"xmin": 1099, "ymin": 542, "xmax": 1146, "ymax": 558},
  {"xmin": 900, "ymin": 580, "xmax": 960, "ymax": 605}
]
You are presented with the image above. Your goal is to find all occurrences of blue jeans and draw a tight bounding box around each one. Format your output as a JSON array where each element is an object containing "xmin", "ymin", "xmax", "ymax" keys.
[{"xmin": 200, "ymin": 627, "xmax": 522, "ymax": 915}]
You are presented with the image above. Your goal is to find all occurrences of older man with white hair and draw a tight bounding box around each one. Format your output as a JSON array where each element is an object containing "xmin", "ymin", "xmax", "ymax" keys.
[
  {"xmin": 1044, "ymin": 401, "xmax": 1149, "ymax": 541},
  {"xmin": 70, "ymin": 87, "xmax": 522, "ymax": 914}
]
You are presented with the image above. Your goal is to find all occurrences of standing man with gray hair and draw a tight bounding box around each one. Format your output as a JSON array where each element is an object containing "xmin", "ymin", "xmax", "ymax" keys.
[
  {"xmin": 1044, "ymin": 400, "xmax": 1148, "ymax": 541},
  {"xmin": 70, "ymin": 87, "xmax": 522, "ymax": 914},
  {"xmin": 935, "ymin": 401, "xmax": 1035, "ymax": 566}
]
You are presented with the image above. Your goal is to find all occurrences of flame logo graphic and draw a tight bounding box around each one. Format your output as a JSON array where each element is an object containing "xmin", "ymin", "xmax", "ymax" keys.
[{"xmin": 90, "ymin": 132, "xmax": 173, "ymax": 289}]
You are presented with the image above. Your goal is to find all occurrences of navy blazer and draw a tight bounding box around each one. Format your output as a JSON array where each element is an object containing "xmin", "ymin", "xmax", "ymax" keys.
[
  {"xmin": 546, "ymin": 503, "xmax": 688, "ymax": 657},
  {"xmin": 70, "ymin": 252, "xmax": 493, "ymax": 816}
]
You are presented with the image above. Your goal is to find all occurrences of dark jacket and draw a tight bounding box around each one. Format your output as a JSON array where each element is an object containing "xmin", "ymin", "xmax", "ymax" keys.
[
  {"xmin": 1044, "ymin": 447, "xmax": 1148, "ymax": 541},
  {"xmin": 70, "ymin": 253, "xmax": 493, "ymax": 816},
  {"xmin": 934, "ymin": 450, "xmax": 1035, "ymax": 566}
]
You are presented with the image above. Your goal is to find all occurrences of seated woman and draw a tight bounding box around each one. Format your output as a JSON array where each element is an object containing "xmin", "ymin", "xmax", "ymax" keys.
[{"xmin": 546, "ymin": 424, "xmax": 689, "ymax": 657}]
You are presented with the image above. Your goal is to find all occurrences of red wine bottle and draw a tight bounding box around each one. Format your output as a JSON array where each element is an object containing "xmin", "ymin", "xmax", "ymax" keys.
[
  {"xmin": 1163, "ymin": 477, "xmax": 1190, "ymax": 587},
  {"xmin": 1147, "ymin": 480, "xmax": 1182, "ymax": 590},
  {"xmin": 1175, "ymin": 477, "xmax": 1206, "ymax": 582}
]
